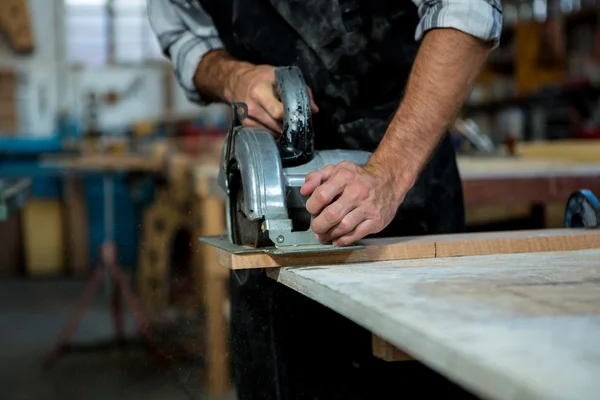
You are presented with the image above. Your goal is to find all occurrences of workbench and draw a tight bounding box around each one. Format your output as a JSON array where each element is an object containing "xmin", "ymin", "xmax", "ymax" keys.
[
  {"xmin": 190, "ymin": 153, "xmax": 600, "ymax": 398},
  {"xmin": 458, "ymin": 157, "xmax": 600, "ymax": 206},
  {"xmin": 268, "ymin": 249, "xmax": 600, "ymax": 400}
]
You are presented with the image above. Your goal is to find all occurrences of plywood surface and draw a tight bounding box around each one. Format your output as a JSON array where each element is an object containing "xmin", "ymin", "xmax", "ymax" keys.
[
  {"xmin": 217, "ymin": 229, "xmax": 600, "ymax": 270},
  {"xmin": 270, "ymin": 249, "xmax": 600, "ymax": 400},
  {"xmin": 457, "ymin": 156, "xmax": 600, "ymax": 179}
]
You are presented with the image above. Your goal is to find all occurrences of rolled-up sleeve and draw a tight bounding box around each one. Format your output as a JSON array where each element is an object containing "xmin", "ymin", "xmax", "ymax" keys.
[
  {"xmin": 412, "ymin": 0, "xmax": 503, "ymax": 47},
  {"xmin": 147, "ymin": 0, "xmax": 224, "ymax": 103}
]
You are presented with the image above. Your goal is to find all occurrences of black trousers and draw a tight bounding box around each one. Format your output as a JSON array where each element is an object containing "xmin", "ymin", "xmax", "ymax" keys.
[{"xmin": 229, "ymin": 134, "xmax": 473, "ymax": 400}]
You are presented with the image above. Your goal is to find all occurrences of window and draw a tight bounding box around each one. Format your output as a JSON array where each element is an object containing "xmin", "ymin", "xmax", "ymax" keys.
[{"xmin": 65, "ymin": 0, "xmax": 163, "ymax": 65}]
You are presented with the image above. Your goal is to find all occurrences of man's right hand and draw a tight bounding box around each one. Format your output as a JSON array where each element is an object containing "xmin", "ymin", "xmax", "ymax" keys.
[
  {"xmin": 225, "ymin": 65, "xmax": 286, "ymax": 135},
  {"xmin": 194, "ymin": 50, "xmax": 318, "ymax": 137}
]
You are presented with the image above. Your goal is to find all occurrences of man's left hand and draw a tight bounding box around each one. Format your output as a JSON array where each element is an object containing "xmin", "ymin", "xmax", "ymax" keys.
[{"xmin": 300, "ymin": 162, "xmax": 405, "ymax": 246}]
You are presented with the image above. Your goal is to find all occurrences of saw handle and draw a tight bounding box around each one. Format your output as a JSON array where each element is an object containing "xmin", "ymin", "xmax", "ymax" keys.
[{"xmin": 274, "ymin": 66, "xmax": 315, "ymax": 167}]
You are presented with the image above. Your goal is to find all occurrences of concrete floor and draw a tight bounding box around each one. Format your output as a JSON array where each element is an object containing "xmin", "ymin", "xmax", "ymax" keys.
[{"xmin": 0, "ymin": 279, "xmax": 222, "ymax": 400}]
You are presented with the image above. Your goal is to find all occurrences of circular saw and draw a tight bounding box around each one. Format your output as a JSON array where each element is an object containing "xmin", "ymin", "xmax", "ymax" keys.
[{"xmin": 211, "ymin": 66, "xmax": 372, "ymax": 254}]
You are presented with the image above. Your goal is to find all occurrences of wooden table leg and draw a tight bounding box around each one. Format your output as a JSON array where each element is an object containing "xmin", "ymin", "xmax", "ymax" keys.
[
  {"xmin": 205, "ymin": 273, "xmax": 229, "ymax": 396},
  {"xmin": 372, "ymin": 334, "xmax": 414, "ymax": 362},
  {"xmin": 63, "ymin": 178, "xmax": 89, "ymax": 276},
  {"xmin": 195, "ymin": 194, "xmax": 230, "ymax": 397}
]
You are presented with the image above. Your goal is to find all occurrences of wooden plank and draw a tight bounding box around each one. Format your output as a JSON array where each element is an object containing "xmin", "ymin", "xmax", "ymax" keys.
[
  {"xmin": 271, "ymin": 249, "xmax": 600, "ymax": 400},
  {"xmin": 0, "ymin": 0, "xmax": 34, "ymax": 54},
  {"xmin": 461, "ymin": 176, "xmax": 600, "ymax": 206},
  {"xmin": 193, "ymin": 175, "xmax": 230, "ymax": 396},
  {"xmin": 457, "ymin": 156, "xmax": 600, "ymax": 206},
  {"xmin": 22, "ymin": 199, "xmax": 66, "ymax": 276},
  {"xmin": 371, "ymin": 334, "xmax": 413, "ymax": 362},
  {"xmin": 517, "ymin": 140, "xmax": 600, "ymax": 163},
  {"xmin": 434, "ymin": 229, "xmax": 600, "ymax": 257},
  {"xmin": 218, "ymin": 235, "xmax": 436, "ymax": 270},
  {"xmin": 216, "ymin": 229, "xmax": 600, "ymax": 270}
]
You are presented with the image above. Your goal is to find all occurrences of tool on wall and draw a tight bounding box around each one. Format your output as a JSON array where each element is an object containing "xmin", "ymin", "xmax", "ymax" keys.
[
  {"xmin": 565, "ymin": 189, "xmax": 600, "ymax": 229},
  {"xmin": 201, "ymin": 66, "xmax": 371, "ymax": 254}
]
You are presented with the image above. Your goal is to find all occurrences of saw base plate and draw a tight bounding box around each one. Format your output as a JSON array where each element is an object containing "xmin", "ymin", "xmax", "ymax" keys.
[{"xmin": 200, "ymin": 235, "xmax": 365, "ymax": 255}]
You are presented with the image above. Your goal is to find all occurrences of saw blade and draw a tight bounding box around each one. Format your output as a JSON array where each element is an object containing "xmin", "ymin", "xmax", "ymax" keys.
[{"xmin": 229, "ymin": 170, "xmax": 270, "ymax": 248}]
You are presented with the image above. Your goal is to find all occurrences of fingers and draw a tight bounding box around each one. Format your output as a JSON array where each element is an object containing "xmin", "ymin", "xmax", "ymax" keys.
[
  {"xmin": 311, "ymin": 192, "xmax": 358, "ymax": 235},
  {"xmin": 251, "ymin": 82, "xmax": 285, "ymax": 120},
  {"xmin": 300, "ymin": 165, "xmax": 335, "ymax": 196},
  {"xmin": 332, "ymin": 219, "xmax": 375, "ymax": 247},
  {"xmin": 244, "ymin": 106, "xmax": 283, "ymax": 135},
  {"xmin": 305, "ymin": 169, "xmax": 347, "ymax": 215},
  {"xmin": 241, "ymin": 116, "xmax": 281, "ymax": 136},
  {"xmin": 315, "ymin": 207, "xmax": 364, "ymax": 242}
]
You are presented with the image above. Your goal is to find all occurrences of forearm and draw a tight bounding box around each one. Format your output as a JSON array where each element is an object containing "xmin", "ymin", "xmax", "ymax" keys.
[
  {"xmin": 193, "ymin": 49, "xmax": 254, "ymax": 103},
  {"xmin": 368, "ymin": 28, "xmax": 491, "ymax": 201}
]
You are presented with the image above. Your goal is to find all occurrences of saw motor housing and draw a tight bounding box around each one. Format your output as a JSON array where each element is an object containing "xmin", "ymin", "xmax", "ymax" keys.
[{"xmin": 219, "ymin": 66, "xmax": 371, "ymax": 249}]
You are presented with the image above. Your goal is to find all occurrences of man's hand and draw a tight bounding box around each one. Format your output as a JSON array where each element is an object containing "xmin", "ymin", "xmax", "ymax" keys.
[
  {"xmin": 301, "ymin": 29, "xmax": 492, "ymax": 245},
  {"xmin": 300, "ymin": 160, "xmax": 408, "ymax": 246},
  {"xmin": 225, "ymin": 65, "xmax": 285, "ymax": 134},
  {"xmin": 194, "ymin": 50, "xmax": 318, "ymax": 136}
]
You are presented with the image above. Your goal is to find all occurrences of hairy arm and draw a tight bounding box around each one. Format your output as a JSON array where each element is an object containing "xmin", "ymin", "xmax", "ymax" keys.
[
  {"xmin": 193, "ymin": 50, "xmax": 252, "ymax": 103},
  {"xmin": 302, "ymin": 28, "xmax": 494, "ymax": 245},
  {"xmin": 368, "ymin": 28, "xmax": 491, "ymax": 202}
]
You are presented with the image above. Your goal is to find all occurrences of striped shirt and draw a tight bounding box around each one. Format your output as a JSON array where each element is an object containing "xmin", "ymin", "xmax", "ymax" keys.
[{"xmin": 147, "ymin": 0, "xmax": 503, "ymax": 104}]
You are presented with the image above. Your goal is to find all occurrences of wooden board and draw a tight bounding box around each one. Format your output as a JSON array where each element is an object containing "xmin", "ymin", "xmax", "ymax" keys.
[
  {"xmin": 269, "ymin": 249, "xmax": 600, "ymax": 400},
  {"xmin": 371, "ymin": 334, "xmax": 413, "ymax": 362},
  {"xmin": 457, "ymin": 156, "xmax": 600, "ymax": 206},
  {"xmin": 517, "ymin": 140, "xmax": 600, "ymax": 163},
  {"xmin": 216, "ymin": 228, "xmax": 600, "ymax": 270},
  {"xmin": 0, "ymin": 0, "xmax": 34, "ymax": 54},
  {"xmin": 21, "ymin": 199, "xmax": 66, "ymax": 276}
]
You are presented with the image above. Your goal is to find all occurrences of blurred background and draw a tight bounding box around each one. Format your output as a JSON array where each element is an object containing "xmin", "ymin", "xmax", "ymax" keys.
[{"xmin": 0, "ymin": 0, "xmax": 599, "ymax": 399}]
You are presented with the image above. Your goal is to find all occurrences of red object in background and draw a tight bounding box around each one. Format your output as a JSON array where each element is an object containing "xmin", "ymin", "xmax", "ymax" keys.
[
  {"xmin": 574, "ymin": 127, "xmax": 600, "ymax": 139},
  {"xmin": 178, "ymin": 121, "xmax": 226, "ymax": 156}
]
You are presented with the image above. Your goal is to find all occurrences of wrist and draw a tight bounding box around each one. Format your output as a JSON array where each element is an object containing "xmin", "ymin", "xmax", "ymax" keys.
[
  {"xmin": 365, "ymin": 152, "xmax": 415, "ymax": 205},
  {"xmin": 222, "ymin": 60, "xmax": 254, "ymax": 103}
]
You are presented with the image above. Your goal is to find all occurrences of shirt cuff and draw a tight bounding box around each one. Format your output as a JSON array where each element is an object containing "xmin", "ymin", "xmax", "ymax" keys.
[{"xmin": 414, "ymin": 0, "xmax": 503, "ymax": 48}]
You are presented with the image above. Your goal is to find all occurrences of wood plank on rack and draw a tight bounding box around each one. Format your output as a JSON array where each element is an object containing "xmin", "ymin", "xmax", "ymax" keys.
[{"xmin": 216, "ymin": 229, "xmax": 600, "ymax": 270}]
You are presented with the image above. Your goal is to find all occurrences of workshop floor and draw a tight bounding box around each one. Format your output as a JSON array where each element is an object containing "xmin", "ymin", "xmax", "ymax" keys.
[{"xmin": 0, "ymin": 279, "xmax": 231, "ymax": 400}]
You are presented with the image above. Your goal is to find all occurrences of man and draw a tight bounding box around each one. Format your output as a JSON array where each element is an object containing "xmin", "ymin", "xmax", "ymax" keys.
[{"xmin": 148, "ymin": 1, "xmax": 501, "ymax": 399}]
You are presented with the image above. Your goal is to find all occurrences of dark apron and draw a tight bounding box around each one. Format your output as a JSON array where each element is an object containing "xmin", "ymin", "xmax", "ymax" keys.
[{"xmin": 194, "ymin": 0, "xmax": 468, "ymax": 398}]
